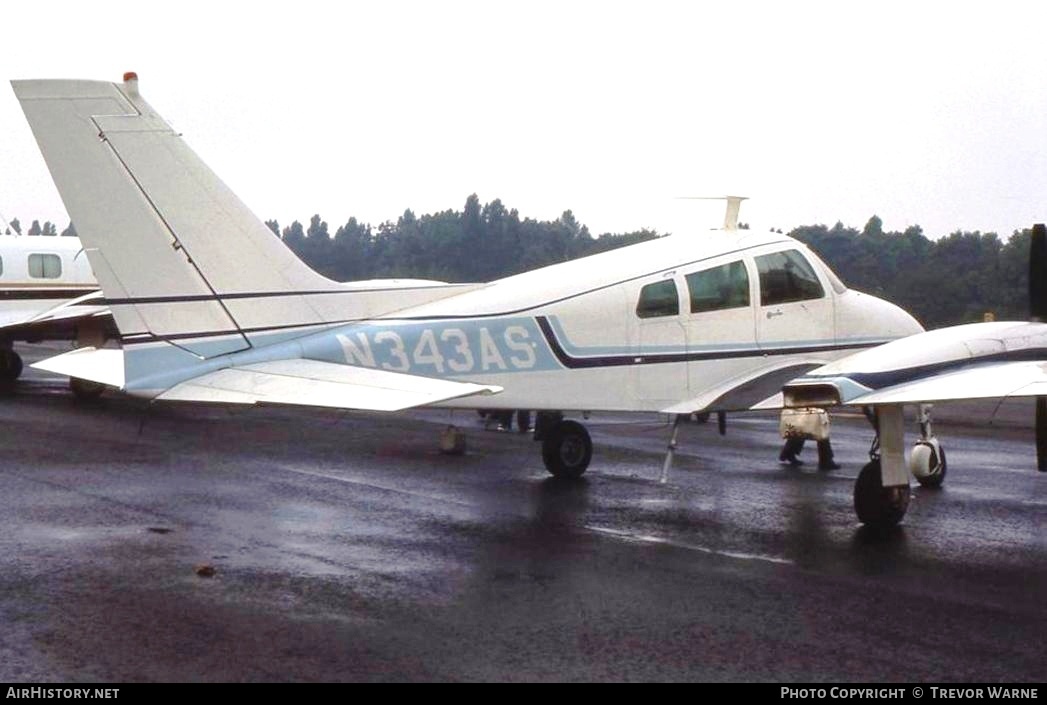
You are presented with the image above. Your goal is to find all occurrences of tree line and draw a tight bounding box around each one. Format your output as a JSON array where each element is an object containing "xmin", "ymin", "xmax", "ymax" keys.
[
  {"xmin": 6, "ymin": 196, "xmax": 1030, "ymax": 330},
  {"xmin": 3, "ymin": 218, "xmax": 77, "ymax": 237},
  {"xmin": 790, "ymin": 215, "xmax": 1030, "ymax": 329},
  {"xmin": 264, "ymin": 194, "xmax": 660, "ymax": 284}
]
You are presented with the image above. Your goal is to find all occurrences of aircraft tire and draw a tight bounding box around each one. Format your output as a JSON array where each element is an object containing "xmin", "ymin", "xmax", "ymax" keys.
[
  {"xmin": 69, "ymin": 377, "xmax": 106, "ymax": 401},
  {"xmin": 912, "ymin": 442, "xmax": 947, "ymax": 488},
  {"xmin": 0, "ymin": 350, "xmax": 23, "ymax": 382},
  {"xmin": 854, "ymin": 459, "xmax": 910, "ymax": 528},
  {"xmin": 541, "ymin": 420, "xmax": 592, "ymax": 479}
]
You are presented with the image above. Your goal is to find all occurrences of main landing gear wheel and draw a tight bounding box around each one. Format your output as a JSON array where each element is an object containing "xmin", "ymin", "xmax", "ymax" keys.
[
  {"xmin": 541, "ymin": 420, "xmax": 592, "ymax": 479},
  {"xmin": 910, "ymin": 439, "xmax": 947, "ymax": 488},
  {"xmin": 854, "ymin": 459, "xmax": 910, "ymax": 528},
  {"xmin": 69, "ymin": 377, "xmax": 106, "ymax": 401},
  {"xmin": 0, "ymin": 349, "xmax": 23, "ymax": 382}
]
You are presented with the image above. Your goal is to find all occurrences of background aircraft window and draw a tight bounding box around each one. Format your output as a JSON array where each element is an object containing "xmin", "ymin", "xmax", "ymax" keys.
[
  {"xmin": 28, "ymin": 254, "xmax": 62, "ymax": 279},
  {"xmin": 755, "ymin": 250, "xmax": 824, "ymax": 305},
  {"xmin": 0, "ymin": 256, "xmax": 3, "ymax": 276},
  {"xmin": 685, "ymin": 260, "xmax": 750, "ymax": 313},
  {"xmin": 636, "ymin": 279, "xmax": 680, "ymax": 318}
]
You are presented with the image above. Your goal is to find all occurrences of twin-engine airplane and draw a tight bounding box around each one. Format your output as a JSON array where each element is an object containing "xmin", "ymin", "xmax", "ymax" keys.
[
  {"xmin": 13, "ymin": 74, "xmax": 924, "ymax": 520},
  {"xmin": 782, "ymin": 223, "xmax": 1047, "ymax": 528}
]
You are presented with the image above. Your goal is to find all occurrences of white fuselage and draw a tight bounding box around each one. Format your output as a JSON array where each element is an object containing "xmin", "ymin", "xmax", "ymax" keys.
[
  {"xmin": 0, "ymin": 235, "xmax": 97, "ymax": 328},
  {"xmin": 120, "ymin": 229, "xmax": 923, "ymax": 412}
]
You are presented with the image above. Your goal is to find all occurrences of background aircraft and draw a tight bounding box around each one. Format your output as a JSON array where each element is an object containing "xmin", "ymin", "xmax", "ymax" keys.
[
  {"xmin": 0, "ymin": 232, "xmax": 109, "ymax": 390},
  {"xmin": 12, "ymin": 74, "xmax": 922, "ymax": 494},
  {"xmin": 782, "ymin": 223, "xmax": 1047, "ymax": 527}
]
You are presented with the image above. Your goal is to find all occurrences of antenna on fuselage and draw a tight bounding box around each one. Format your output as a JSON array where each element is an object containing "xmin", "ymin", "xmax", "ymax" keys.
[{"xmin": 676, "ymin": 195, "xmax": 749, "ymax": 231}]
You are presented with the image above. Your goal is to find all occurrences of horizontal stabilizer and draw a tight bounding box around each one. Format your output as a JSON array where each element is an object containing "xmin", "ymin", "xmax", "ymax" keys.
[
  {"xmin": 156, "ymin": 358, "xmax": 502, "ymax": 411},
  {"xmin": 32, "ymin": 347, "xmax": 125, "ymax": 388},
  {"xmin": 842, "ymin": 361, "xmax": 1047, "ymax": 406}
]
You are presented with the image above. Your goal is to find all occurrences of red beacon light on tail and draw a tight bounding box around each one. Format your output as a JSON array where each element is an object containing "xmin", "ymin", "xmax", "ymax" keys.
[{"xmin": 122, "ymin": 72, "xmax": 139, "ymax": 97}]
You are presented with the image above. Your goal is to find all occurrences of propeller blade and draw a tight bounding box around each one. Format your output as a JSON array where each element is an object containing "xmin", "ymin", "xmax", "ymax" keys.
[
  {"xmin": 1037, "ymin": 397, "xmax": 1047, "ymax": 472},
  {"xmin": 1030, "ymin": 223, "xmax": 1047, "ymax": 320}
]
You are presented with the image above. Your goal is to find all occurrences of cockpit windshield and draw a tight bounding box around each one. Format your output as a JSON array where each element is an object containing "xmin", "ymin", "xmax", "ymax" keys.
[{"xmin": 803, "ymin": 249, "xmax": 848, "ymax": 295}]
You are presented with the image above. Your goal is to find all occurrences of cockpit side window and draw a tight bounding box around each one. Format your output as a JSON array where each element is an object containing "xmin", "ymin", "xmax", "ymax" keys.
[
  {"xmin": 755, "ymin": 250, "xmax": 824, "ymax": 306},
  {"xmin": 636, "ymin": 279, "xmax": 680, "ymax": 319},
  {"xmin": 685, "ymin": 260, "xmax": 750, "ymax": 313}
]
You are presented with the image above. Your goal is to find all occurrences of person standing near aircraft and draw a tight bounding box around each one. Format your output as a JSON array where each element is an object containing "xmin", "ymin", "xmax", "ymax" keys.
[{"xmin": 779, "ymin": 436, "xmax": 838, "ymax": 470}]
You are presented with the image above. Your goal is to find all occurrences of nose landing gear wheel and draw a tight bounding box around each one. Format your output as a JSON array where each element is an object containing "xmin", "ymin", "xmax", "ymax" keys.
[
  {"xmin": 854, "ymin": 459, "xmax": 910, "ymax": 528},
  {"xmin": 911, "ymin": 440, "xmax": 947, "ymax": 488},
  {"xmin": 541, "ymin": 420, "xmax": 592, "ymax": 479}
]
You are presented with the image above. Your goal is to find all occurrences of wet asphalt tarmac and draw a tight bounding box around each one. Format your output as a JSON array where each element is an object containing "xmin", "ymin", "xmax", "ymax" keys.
[{"xmin": 1, "ymin": 345, "xmax": 1046, "ymax": 682}]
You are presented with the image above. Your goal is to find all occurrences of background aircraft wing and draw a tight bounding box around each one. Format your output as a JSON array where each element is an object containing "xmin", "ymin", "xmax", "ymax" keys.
[
  {"xmin": 154, "ymin": 359, "xmax": 503, "ymax": 411},
  {"xmin": 0, "ymin": 291, "xmax": 112, "ymax": 341}
]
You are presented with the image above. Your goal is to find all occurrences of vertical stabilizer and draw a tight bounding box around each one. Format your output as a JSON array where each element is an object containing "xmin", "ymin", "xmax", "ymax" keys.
[{"xmin": 12, "ymin": 75, "xmax": 475, "ymax": 361}]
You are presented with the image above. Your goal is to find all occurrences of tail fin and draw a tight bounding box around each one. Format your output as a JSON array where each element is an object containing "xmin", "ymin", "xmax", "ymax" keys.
[{"xmin": 12, "ymin": 75, "xmax": 471, "ymax": 359}]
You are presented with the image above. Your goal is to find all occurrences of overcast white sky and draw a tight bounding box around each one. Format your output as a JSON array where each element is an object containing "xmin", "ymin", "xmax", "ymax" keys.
[{"xmin": 1, "ymin": 1, "xmax": 1045, "ymax": 240}]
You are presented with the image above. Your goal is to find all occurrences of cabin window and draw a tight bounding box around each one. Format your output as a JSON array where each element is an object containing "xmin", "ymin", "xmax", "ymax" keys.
[
  {"xmin": 0, "ymin": 256, "xmax": 3, "ymax": 277},
  {"xmin": 636, "ymin": 279, "xmax": 680, "ymax": 319},
  {"xmin": 755, "ymin": 250, "xmax": 824, "ymax": 306},
  {"xmin": 685, "ymin": 260, "xmax": 750, "ymax": 313},
  {"xmin": 28, "ymin": 254, "xmax": 62, "ymax": 279}
]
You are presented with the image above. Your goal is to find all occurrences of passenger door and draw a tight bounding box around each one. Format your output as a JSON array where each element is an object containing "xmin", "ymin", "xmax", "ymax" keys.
[
  {"xmin": 632, "ymin": 274, "xmax": 688, "ymax": 406},
  {"xmin": 754, "ymin": 249, "xmax": 835, "ymax": 352}
]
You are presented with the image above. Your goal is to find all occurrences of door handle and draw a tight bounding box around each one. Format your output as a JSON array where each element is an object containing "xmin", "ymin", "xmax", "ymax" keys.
[{"xmin": 766, "ymin": 309, "xmax": 784, "ymax": 319}]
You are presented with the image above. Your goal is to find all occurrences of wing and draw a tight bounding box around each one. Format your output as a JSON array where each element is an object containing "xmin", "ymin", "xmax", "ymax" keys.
[
  {"xmin": 833, "ymin": 360, "xmax": 1047, "ymax": 406},
  {"xmin": 34, "ymin": 349, "xmax": 501, "ymax": 411},
  {"xmin": 660, "ymin": 360, "xmax": 823, "ymax": 414},
  {"xmin": 781, "ymin": 321, "xmax": 1047, "ymax": 409}
]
